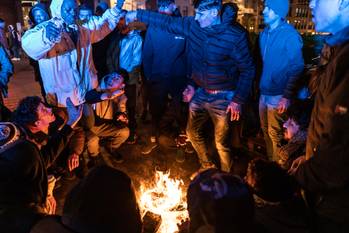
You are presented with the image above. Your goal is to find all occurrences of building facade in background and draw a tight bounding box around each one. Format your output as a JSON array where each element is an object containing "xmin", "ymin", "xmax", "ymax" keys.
[{"xmin": 0, "ymin": 0, "xmax": 316, "ymax": 38}]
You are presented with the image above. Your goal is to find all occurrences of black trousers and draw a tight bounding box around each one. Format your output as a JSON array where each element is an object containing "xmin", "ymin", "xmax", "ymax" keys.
[{"xmin": 146, "ymin": 77, "xmax": 186, "ymax": 137}]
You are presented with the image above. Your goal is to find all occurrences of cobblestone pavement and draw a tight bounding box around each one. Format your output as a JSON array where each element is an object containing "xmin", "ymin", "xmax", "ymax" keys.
[
  {"xmin": 4, "ymin": 59, "xmax": 41, "ymax": 110},
  {"xmin": 4, "ymin": 59, "xmax": 253, "ymax": 217},
  {"xmin": 4, "ymin": 59, "xmax": 203, "ymax": 215}
]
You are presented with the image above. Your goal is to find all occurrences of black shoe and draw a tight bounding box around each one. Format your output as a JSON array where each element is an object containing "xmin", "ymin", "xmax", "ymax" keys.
[
  {"xmin": 87, "ymin": 155, "xmax": 102, "ymax": 169},
  {"xmin": 111, "ymin": 151, "xmax": 124, "ymax": 163},
  {"xmin": 75, "ymin": 157, "xmax": 88, "ymax": 178},
  {"xmin": 141, "ymin": 111, "xmax": 147, "ymax": 122},
  {"xmin": 175, "ymin": 148, "xmax": 185, "ymax": 163}
]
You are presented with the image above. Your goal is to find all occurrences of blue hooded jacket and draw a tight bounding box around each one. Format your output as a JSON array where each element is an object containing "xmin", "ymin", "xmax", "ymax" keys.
[{"xmin": 259, "ymin": 21, "xmax": 304, "ymax": 98}]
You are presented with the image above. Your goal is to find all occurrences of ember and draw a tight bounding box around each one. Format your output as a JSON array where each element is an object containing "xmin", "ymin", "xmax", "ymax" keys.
[{"xmin": 139, "ymin": 171, "xmax": 188, "ymax": 233}]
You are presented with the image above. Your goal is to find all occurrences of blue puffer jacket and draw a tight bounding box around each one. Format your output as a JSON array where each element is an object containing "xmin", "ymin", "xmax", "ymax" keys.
[{"xmin": 137, "ymin": 10, "xmax": 255, "ymax": 104}]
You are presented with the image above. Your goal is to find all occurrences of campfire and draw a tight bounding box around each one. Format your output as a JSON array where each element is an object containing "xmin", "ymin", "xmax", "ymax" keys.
[{"xmin": 139, "ymin": 170, "xmax": 188, "ymax": 233}]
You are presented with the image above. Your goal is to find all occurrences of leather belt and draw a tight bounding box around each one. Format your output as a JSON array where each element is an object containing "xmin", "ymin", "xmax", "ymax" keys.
[{"xmin": 204, "ymin": 89, "xmax": 225, "ymax": 94}]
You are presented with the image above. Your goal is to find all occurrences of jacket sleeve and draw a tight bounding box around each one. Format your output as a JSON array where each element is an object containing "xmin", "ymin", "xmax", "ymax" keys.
[
  {"xmin": 130, "ymin": 35, "xmax": 143, "ymax": 71},
  {"xmin": 295, "ymin": 58, "xmax": 349, "ymax": 192},
  {"xmin": 21, "ymin": 23, "xmax": 56, "ymax": 60},
  {"xmin": 283, "ymin": 32, "xmax": 304, "ymax": 99},
  {"xmin": 142, "ymin": 29, "xmax": 153, "ymax": 80},
  {"xmin": 137, "ymin": 10, "xmax": 192, "ymax": 38},
  {"xmin": 230, "ymin": 32, "xmax": 255, "ymax": 104},
  {"xmin": 41, "ymin": 125, "xmax": 74, "ymax": 168},
  {"xmin": 0, "ymin": 45, "xmax": 13, "ymax": 82},
  {"xmin": 89, "ymin": 7, "xmax": 124, "ymax": 44},
  {"xmin": 84, "ymin": 7, "xmax": 122, "ymax": 31}
]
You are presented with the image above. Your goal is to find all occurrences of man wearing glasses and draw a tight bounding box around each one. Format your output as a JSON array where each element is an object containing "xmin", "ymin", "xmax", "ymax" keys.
[{"xmin": 127, "ymin": 0, "xmax": 255, "ymax": 172}]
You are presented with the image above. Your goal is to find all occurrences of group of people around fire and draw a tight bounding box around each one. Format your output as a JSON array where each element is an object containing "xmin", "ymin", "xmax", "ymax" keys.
[{"xmin": 0, "ymin": 0, "xmax": 349, "ymax": 232}]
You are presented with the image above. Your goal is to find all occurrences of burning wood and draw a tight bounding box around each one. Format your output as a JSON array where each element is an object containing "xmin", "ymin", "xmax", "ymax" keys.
[{"xmin": 139, "ymin": 171, "xmax": 188, "ymax": 233}]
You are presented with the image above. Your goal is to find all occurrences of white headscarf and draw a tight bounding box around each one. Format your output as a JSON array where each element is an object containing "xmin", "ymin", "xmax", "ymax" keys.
[{"xmin": 50, "ymin": 0, "xmax": 64, "ymax": 18}]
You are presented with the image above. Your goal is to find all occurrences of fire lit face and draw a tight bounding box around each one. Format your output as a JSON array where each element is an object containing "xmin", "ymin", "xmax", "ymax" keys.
[
  {"xmin": 283, "ymin": 118, "xmax": 299, "ymax": 141},
  {"xmin": 194, "ymin": 8, "xmax": 218, "ymax": 28},
  {"xmin": 106, "ymin": 74, "xmax": 124, "ymax": 91},
  {"xmin": 309, "ymin": 0, "xmax": 340, "ymax": 33},
  {"xmin": 35, "ymin": 102, "xmax": 56, "ymax": 134}
]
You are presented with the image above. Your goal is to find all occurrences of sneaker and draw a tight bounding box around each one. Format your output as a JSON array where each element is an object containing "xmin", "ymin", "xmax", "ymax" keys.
[
  {"xmin": 111, "ymin": 151, "xmax": 124, "ymax": 163},
  {"xmin": 141, "ymin": 111, "xmax": 148, "ymax": 122},
  {"xmin": 175, "ymin": 134, "xmax": 188, "ymax": 147},
  {"xmin": 184, "ymin": 142, "xmax": 195, "ymax": 154},
  {"xmin": 126, "ymin": 133, "xmax": 138, "ymax": 144},
  {"xmin": 141, "ymin": 136, "xmax": 158, "ymax": 155},
  {"xmin": 190, "ymin": 162, "xmax": 217, "ymax": 180},
  {"xmin": 175, "ymin": 148, "xmax": 185, "ymax": 163},
  {"xmin": 87, "ymin": 155, "xmax": 102, "ymax": 169}
]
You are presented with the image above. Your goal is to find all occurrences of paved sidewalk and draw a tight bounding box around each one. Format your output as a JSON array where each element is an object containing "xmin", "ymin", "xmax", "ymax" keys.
[{"xmin": 4, "ymin": 58, "xmax": 41, "ymax": 111}]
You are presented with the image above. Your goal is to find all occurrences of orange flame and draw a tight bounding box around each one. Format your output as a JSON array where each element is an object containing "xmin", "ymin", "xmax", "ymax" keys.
[{"xmin": 139, "ymin": 171, "xmax": 188, "ymax": 233}]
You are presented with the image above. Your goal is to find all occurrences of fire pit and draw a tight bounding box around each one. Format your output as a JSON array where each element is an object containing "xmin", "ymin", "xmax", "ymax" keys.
[{"xmin": 139, "ymin": 171, "xmax": 188, "ymax": 233}]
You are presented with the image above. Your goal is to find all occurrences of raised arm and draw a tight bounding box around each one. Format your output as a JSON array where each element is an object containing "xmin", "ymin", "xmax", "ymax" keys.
[
  {"xmin": 21, "ymin": 22, "xmax": 57, "ymax": 60},
  {"xmin": 128, "ymin": 10, "xmax": 192, "ymax": 38},
  {"xmin": 230, "ymin": 32, "xmax": 255, "ymax": 105}
]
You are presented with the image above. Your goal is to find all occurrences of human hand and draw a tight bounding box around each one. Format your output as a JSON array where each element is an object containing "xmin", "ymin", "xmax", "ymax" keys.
[
  {"xmin": 177, "ymin": 218, "xmax": 189, "ymax": 233},
  {"xmin": 226, "ymin": 101, "xmax": 241, "ymax": 121},
  {"xmin": 66, "ymin": 97, "xmax": 83, "ymax": 128},
  {"xmin": 116, "ymin": 0, "xmax": 125, "ymax": 9},
  {"xmin": 182, "ymin": 85, "xmax": 195, "ymax": 103},
  {"xmin": 116, "ymin": 112, "xmax": 128, "ymax": 124},
  {"xmin": 126, "ymin": 11, "xmax": 137, "ymax": 22},
  {"xmin": 277, "ymin": 97, "xmax": 290, "ymax": 114},
  {"xmin": 67, "ymin": 153, "xmax": 79, "ymax": 171},
  {"xmin": 288, "ymin": 155, "xmax": 306, "ymax": 175},
  {"xmin": 45, "ymin": 21, "xmax": 62, "ymax": 43},
  {"xmin": 46, "ymin": 195, "xmax": 56, "ymax": 215}
]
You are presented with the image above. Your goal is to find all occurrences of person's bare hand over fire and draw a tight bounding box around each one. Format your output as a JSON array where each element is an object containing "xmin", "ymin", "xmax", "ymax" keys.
[
  {"xmin": 67, "ymin": 152, "xmax": 79, "ymax": 172},
  {"xmin": 226, "ymin": 101, "xmax": 241, "ymax": 121},
  {"xmin": 183, "ymin": 85, "xmax": 195, "ymax": 103}
]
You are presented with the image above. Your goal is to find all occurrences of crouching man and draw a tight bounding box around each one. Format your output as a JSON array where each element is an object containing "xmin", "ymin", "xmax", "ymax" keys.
[
  {"xmin": 85, "ymin": 72, "xmax": 130, "ymax": 165},
  {"xmin": 0, "ymin": 97, "xmax": 82, "ymax": 233}
]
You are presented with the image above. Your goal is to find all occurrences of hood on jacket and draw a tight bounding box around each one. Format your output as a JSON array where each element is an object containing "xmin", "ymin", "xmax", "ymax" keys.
[
  {"xmin": 61, "ymin": 165, "xmax": 142, "ymax": 233},
  {"xmin": 221, "ymin": 2, "xmax": 238, "ymax": 24},
  {"xmin": 29, "ymin": 3, "xmax": 50, "ymax": 26},
  {"xmin": 326, "ymin": 25, "xmax": 349, "ymax": 46},
  {"xmin": 50, "ymin": 0, "xmax": 64, "ymax": 18}
]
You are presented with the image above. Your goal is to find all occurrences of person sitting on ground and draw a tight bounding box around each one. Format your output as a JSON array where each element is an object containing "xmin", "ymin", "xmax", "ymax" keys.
[
  {"xmin": 186, "ymin": 168, "xmax": 258, "ymax": 233},
  {"xmin": 0, "ymin": 96, "xmax": 82, "ymax": 233},
  {"xmin": 0, "ymin": 43, "xmax": 13, "ymax": 105},
  {"xmin": 119, "ymin": 13, "xmax": 143, "ymax": 144},
  {"xmin": 84, "ymin": 72, "xmax": 129, "ymax": 166},
  {"xmin": 30, "ymin": 165, "xmax": 142, "ymax": 233},
  {"xmin": 277, "ymin": 103, "xmax": 310, "ymax": 170},
  {"xmin": 245, "ymin": 158, "xmax": 309, "ymax": 233}
]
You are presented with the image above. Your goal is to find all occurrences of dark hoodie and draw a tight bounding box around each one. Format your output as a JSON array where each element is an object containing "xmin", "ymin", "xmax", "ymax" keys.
[
  {"xmin": 28, "ymin": 3, "xmax": 50, "ymax": 26},
  {"xmin": 295, "ymin": 26, "xmax": 349, "ymax": 226},
  {"xmin": 142, "ymin": 10, "xmax": 187, "ymax": 82},
  {"xmin": 259, "ymin": 21, "xmax": 304, "ymax": 98},
  {"xmin": 30, "ymin": 165, "xmax": 143, "ymax": 233}
]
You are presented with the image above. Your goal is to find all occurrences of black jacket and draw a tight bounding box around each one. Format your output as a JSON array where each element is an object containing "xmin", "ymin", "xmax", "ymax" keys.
[
  {"xmin": 0, "ymin": 125, "xmax": 73, "ymax": 233},
  {"xmin": 295, "ymin": 26, "xmax": 349, "ymax": 224},
  {"xmin": 142, "ymin": 13, "xmax": 187, "ymax": 82},
  {"xmin": 137, "ymin": 10, "xmax": 255, "ymax": 104}
]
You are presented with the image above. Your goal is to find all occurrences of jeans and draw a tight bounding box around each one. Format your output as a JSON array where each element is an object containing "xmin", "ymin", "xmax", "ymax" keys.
[
  {"xmin": 86, "ymin": 122, "xmax": 129, "ymax": 156},
  {"xmin": 259, "ymin": 94, "xmax": 287, "ymax": 161},
  {"xmin": 186, "ymin": 88, "xmax": 234, "ymax": 172}
]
